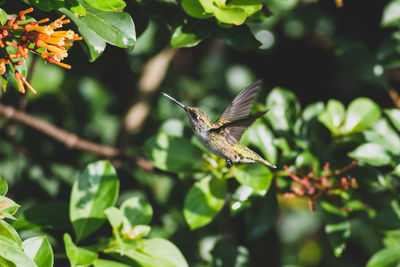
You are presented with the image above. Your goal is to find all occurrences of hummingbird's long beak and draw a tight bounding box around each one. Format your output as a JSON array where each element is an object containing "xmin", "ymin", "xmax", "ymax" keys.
[{"xmin": 161, "ymin": 92, "xmax": 187, "ymax": 110}]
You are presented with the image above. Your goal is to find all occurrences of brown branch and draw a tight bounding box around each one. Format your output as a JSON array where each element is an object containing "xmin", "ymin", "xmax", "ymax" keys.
[
  {"xmin": 0, "ymin": 103, "xmax": 119, "ymax": 157},
  {"xmin": 0, "ymin": 103, "xmax": 154, "ymax": 170}
]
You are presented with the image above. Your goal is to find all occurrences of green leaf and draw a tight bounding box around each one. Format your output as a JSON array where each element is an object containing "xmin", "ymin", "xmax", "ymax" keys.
[
  {"xmin": 227, "ymin": 0, "xmax": 262, "ymax": 16},
  {"xmin": 366, "ymin": 246, "xmax": 400, "ymax": 267},
  {"xmin": 382, "ymin": 0, "xmax": 400, "ymax": 27},
  {"xmin": 140, "ymin": 238, "xmax": 188, "ymax": 267},
  {"xmin": 0, "ymin": 219, "xmax": 22, "ymax": 246},
  {"xmin": 144, "ymin": 132, "xmax": 205, "ymax": 172},
  {"xmin": 244, "ymin": 190, "xmax": 278, "ymax": 240},
  {"xmin": 70, "ymin": 160, "xmax": 119, "ymax": 242},
  {"xmin": 247, "ymin": 121, "xmax": 277, "ymax": 164},
  {"xmin": 81, "ymin": 6, "xmax": 136, "ymax": 49},
  {"xmin": 0, "ymin": 177, "xmax": 8, "ymax": 195},
  {"xmin": 64, "ymin": 233, "xmax": 98, "ymax": 267},
  {"xmin": 83, "ymin": 0, "xmax": 126, "ymax": 11},
  {"xmin": 385, "ymin": 108, "xmax": 400, "ymax": 132},
  {"xmin": 318, "ymin": 99, "xmax": 345, "ymax": 135},
  {"xmin": 93, "ymin": 259, "xmax": 131, "ymax": 267},
  {"xmin": 20, "ymin": 202, "xmax": 70, "ymax": 230},
  {"xmin": 343, "ymin": 97, "xmax": 381, "ymax": 134},
  {"xmin": 211, "ymin": 239, "xmax": 249, "ymax": 267},
  {"xmin": 184, "ymin": 176, "xmax": 227, "ymax": 229},
  {"xmin": 0, "ymin": 196, "xmax": 19, "ymax": 220},
  {"xmin": 0, "ymin": 8, "xmax": 7, "ymax": 26},
  {"xmin": 219, "ymin": 24, "xmax": 261, "ymax": 52},
  {"xmin": 266, "ymin": 87, "xmax": 301, "ymax": 132},
  {"xmin": 0, "ymin": 239, "xmax": 36, "ymax": 267},
  {"xmin": 295, "ymin": 151, "xmax": 319, "ymax": 170},
  {"xmin": 104, "ymin": 207, "xmax": 123, "ymax": 230},
  {"xmin": 171, "ymin": 25, "xmax": 202, "ymax": 48},
  {"xmin": 233, "ymin": 164, "xmax": 273, "ymax": 192},
  {"xmin": 348, "ymin": 143, "xmax": 392, "ymax": 166},
  {"xmin": 22, "ymin": 236, "xmax": 54, "ymax": 267},
  {"xmin": 213, "ymin": 6, "xmax": 246, "ymax": 25},
  {"xmin": 120, "ymin": 196, "xmax": 153, "ymax": 229},
  {"xmin": 198, "ymin": 0, "xmax": 217, "ymax": 13},
  {"xmin": 181, "ymin": 0, "xmax": 213, "ymax": 18},
  {"xmin": 59, "ymin": 7, "xmax": 106, "ymax": 62},
  {"xmin": 321, "ymin": 201, "xmax": 350, "ymax": 257},
  {"xmin": 394, "ymin": 164, "xmax": 400, "ymax": 176},
  {"xmin": 364, "ymin": 119, "xmax": 400, "ymax": 155}
]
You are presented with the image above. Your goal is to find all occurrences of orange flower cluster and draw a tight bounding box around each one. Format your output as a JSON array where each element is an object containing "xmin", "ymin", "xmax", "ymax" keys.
[
  {"xmin": 282, "ymin": 161, "xmax": 358, "ymax": 212},
  {"xmin": 0, "ymin": 8, "xmax": 82, "ymax": 94}
]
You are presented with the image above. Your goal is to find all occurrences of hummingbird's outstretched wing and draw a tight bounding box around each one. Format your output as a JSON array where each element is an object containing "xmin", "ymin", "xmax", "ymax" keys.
[
  {"xmin": 215, "ymin": 80, "xmax": 263, "ymax": 125},
  {"xmin": 212, "ymin": 111, "xmax": 267, "ymax": 145}
]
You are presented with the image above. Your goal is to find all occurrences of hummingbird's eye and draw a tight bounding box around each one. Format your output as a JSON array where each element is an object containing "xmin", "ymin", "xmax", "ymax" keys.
[{"xmin": 190, "ymin": 111, "xmax": 199, "ymax": 121}]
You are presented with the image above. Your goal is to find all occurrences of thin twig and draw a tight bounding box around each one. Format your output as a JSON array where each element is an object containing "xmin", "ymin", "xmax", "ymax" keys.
[{"xmin": 0, "ymin": 103, "xmax": 154, "ymax": 170}]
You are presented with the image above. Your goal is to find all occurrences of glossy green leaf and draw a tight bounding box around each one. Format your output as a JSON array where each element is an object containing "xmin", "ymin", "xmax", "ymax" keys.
[
  {"xmin": 0, "ymin": 195, "xmax": 19, "ymax": 220},
  {"xmin": 120, "ymin": 196, "xmax": 153, "ymax": 229},
  {"xmin": 83, "ymin": 0, "xmax": 126, "ymax": 11},
  {"xmin": 144, "ymin": 132, "xmax": 205, "ymax": 172},
  {"xmin": 140, "ymin": 238, "xmax": 188, "ymax": 267},
  {"xmin": 70, "ymin": 160, "xmax": 119, "ymax": 242},
  {"xmin": 181, "ymin": 0, "xmax": 213, "ymax": 18},
  {"xmin": 385, "ymin": 109, "xmax": 400, "ymax": 132},
  {"xmin": 0, "ymin": 8, "xmax": 6, "ymax": 26},
  {"xmin": 59, "ymin": 7, "xmax": 106, "ymax": 62},
  {"xmin": 213, "ymin": 6, "xmax": 246, "ymax": 25},
  {"xmin": 211, "ymin": 239, "xmax": 249, "ymax": 266},
  {"xmin": 228, "ymin": 0, "xmax": 262, "ymax": 16},
  {"xmin": 318, "ymin": 99, "xmax": 345, "ymax": 135},
  {"xmin": 266, "ymin": 87, "xmax": 300, "ymax": 132},
  {"xmin": 21, "ymin": 202, "xmax": 70, "ymax": 230},
  {"xmin": 81, "ymin": 6, "xmax": 136, "ymax": 49},
  {"xmin": 295, "ymin": 151, "xmax": 319, "ymax": 170},
  {"xmin": 394, "ymin": 164, "xmax": 400, "ymax": 176},
  {"xmin": 0, "ymin": 219, "xmax": 22, "ymax": 246},
  {"xmin": 230, "ymin": 186, "xmax": 258, "ymax": 215},
  {"xmin": 0, "ymin": 239, "xmax": 36, "ymax": 267},
  {"xmin": 364, "ymin": 119, "xmax": 400, "ymax": 155},
  {"xmin": 245, "ymin": 190, "xmax": 278, "ymax": 240},
  {"xmin": 104, "ymin": 207, "xmax": 123, "ymax": 230},
  {"xmin": 366, "ymin": 246, "xmax": 400, "ymax": 267},
  {"xmin": 198, "ymin": 0, "xmax": 217, "ymax": 13},
  {"xmin": 382, "ymin": 0, "xmax": 400, "ymax": 27},
  {"xmin": 184, "ymin": 176, "xmax": 227, "ymax": 229},
  {"xmin": 233, "ymin": 164, "xmax": 273, "ymax": 192},
  {"xmin": 64, "ymin": 233, "xmax": 98, "ymax": 267},
  {"xmin": 348, "ymin": 143, "xmax": 392, "ymax": 166},
  {"xmin": 125, "ymin": 225, "xmax": 151, "ymax": 239},
  {"xmin": 171, "ymin": 26, "xmax": 202, "ymax": 48},
  {"xmin": 247, "ymin": 121, "xmax": 277, "ymax": 164},
  {"xmin": 343, "ymin": 98, "xmax": 381, "ymax": 134},
  {"xmin": 0, "ymin": 178, "xmax": 7, "ymax": 195},
  {"xmin": 93, "ymin": 259, "xmax": 131, "ymax": 267},
  {"xmin": 22, "ymin": 236, "xmax": 54, "ymax": 267}
]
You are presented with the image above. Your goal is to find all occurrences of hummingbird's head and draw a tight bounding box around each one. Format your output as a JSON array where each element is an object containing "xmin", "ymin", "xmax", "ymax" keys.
[{"xmin": 161, "ymin": 92, "xmax": 212, "ymax": 133}]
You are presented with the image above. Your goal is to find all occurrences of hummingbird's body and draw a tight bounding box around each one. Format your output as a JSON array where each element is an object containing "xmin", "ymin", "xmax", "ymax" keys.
[{"xmin": 162, "ymin": 80, "xmax": 276, "ymax": 168}]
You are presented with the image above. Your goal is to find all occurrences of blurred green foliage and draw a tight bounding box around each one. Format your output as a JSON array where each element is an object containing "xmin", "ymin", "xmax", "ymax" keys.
[{"xmin": 0, "ymin": 0, "xmax": 399, "ymax": 266}]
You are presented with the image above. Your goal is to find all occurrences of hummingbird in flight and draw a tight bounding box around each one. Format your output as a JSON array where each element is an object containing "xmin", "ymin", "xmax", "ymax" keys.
[{"xmin": 161, "ymin": 80, "xmax": 276, "ymax": 168}]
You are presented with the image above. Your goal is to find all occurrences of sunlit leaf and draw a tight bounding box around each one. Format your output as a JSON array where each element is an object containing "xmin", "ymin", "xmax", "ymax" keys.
[
  {"xmin": 343, "ymin": 98, "xmax": 381, "ymax": 134},
  {"xmin": 181, "ymin": 0, "xmax": 213, "ymax": 18},
  {"xmin": 120, "ymin": 196, "xmax": 153, "ymax": 229},
  {"xmin": 318, "ymin": 99, "xmax": 345, "ymax": 135},
  {"xmin": 184, "ymin": 176, "xmax": 226, "ymax": 229},
  {"xmin": 64, "ymin": 233, "xmax": 98, "ymax": 267},
  {"xmin": 348, "ymin": 143, "xmax": 392, "ymax": 166},
  {"xmin": 83, "ymin": 0, "xmax": 126, "ymax": 11},
  {"xmin": 385, "ymin": 109, "xmax": 400, "ymax": 132},
  {"xmin": 382, "ymin": 0, "xmax": 400, "ymax": 27},
  {"xmin": 366, "ymin": 246, "xmax": 400, "ymax": 267},
  {"xmin": 233, "ymin": 164, "xmax": 273, "ymax": 192},
  {"xmin": 247, "ymin": 121, "xmax": 277, "ymax": 164},
  {"xmin": 70, "ymin": 160, "xmax": 119, "ymax": 242},
  {"xmin": 0, "ymin": 8, "xmax": 7, "ymax": 26},
  {"xmin": 0, "ymin": 239, "xmax": 36, "ymax": 267},
  {"xmin": 22, "ymin": 236, "xmax": 53, "ymax": 267}
]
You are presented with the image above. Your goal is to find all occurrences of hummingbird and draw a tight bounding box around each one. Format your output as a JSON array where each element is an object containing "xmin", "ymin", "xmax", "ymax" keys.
[{"xmin": 161, "ymin": 80, "xmax": 276, "ymax": 168}]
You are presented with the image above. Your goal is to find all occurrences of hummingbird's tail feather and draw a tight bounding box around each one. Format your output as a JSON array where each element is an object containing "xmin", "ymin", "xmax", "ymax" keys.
[{"xmin": 258, "ymin": 159, "xmax": 277, "ymax": 169}]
